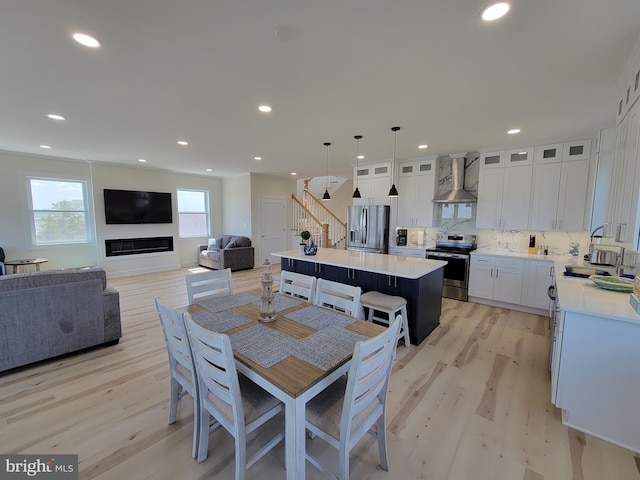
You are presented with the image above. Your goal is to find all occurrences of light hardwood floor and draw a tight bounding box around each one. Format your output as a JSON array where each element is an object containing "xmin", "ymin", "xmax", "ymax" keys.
[{"xmin": 1, "ymin": 265, "xmax": 639, "ymax": 480}]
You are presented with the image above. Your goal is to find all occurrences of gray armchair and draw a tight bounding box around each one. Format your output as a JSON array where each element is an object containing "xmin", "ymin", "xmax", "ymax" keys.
[{"xmin": 197, "ymin": 235, "xmax": 254, "ymax": 271}]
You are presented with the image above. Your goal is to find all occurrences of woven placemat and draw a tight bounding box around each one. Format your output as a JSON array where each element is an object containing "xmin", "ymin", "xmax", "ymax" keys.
[
  {"xmin": 291, "ymin": 325, "xmax": 368, "ymax": 371},
  {"xmin": 285, "ymin": 305, "xmax": 355, "ymax": 330},
  {"xmin": 230, "ymin": 324, "xmax": 298, "ymax": 369},
  {"xmin": 197, "ymin": 292, "xmax": 259, "ymax": 313},
  {"xmin": 251, "ymin": 293, "xmax": 304, "ymax": 311},
  {"xmin": 191, "ymin": 309, "xmax": 253, "ymax": 333}
]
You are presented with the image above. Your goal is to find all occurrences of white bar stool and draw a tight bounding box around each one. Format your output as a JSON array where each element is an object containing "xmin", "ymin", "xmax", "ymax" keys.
[{"xmin": 359, "ymin": 291, "xmax": 411, "ymax": 347}]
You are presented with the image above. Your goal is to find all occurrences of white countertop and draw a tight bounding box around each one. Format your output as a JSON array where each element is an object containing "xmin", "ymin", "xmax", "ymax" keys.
[
  {"xmin": 272, "ymin": 248, "xmax": 446, "ymax": 279},
  {"xmin": 553, "ymin": 256, "xmax": 639, "ymax": 323},
  {"xmin": 471, "ymin": 249, "xmax": 639, "ymax": 323}
]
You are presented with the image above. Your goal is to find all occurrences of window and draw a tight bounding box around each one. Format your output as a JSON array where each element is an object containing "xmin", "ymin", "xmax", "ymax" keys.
[
  {"xmin": 28, "ymin": 177, "xmax": 91, "ymax": 245},
  {"xmin": 177, "ymin": 189, "xmax": 210, "ymax": 237}
]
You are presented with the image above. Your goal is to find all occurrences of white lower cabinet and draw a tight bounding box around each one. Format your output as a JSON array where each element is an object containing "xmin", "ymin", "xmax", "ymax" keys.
[
  {"xmin": 521, "ymin": 259, "xmax": 554, "ymax": 310},
  {"xmin": 389, "ymin": 246, "xmax": 425, "ymax": 258},
  {"xmin": 553, "ymin": 310, "xmax": 640, "ymax": 451},
  {"xmin": 469, "ymin": 255, "xmax": 523, "ymax": 304}
]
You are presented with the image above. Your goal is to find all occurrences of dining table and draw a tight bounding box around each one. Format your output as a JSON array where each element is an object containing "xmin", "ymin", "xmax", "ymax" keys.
[{"xmin": 186, "ymin": 291, "xmax": 386, "ymax": 480}]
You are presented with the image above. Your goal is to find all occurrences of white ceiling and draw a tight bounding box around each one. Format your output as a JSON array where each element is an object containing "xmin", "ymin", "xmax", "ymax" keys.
[{"xmin": 1, "ymin": 0, "xmax": 639, "ymax": 180}]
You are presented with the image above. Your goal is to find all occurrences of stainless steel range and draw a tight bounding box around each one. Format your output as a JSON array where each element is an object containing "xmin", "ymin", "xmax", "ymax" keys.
[{"xmin": 425, "ymin": 233, "xmax": 477, "ymax": 301}]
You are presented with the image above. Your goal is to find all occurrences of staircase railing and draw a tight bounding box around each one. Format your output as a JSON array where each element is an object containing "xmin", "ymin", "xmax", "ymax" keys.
[{"xmin": 291, "ymin": 190, "xmax": 347, "ymax": 249}]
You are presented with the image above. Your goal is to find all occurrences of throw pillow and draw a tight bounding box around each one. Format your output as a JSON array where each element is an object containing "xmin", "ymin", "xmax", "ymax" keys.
[
  {"xmin": 208, "ymin": 237, "xmax": 223, "ymax": 250},
  {"xmin": 230, "ymin": 236, "xmax": 251, "ymax": 247},
  {"xmin": 224, "ymin": 241, "xmax": 237, "ymax": 250}
]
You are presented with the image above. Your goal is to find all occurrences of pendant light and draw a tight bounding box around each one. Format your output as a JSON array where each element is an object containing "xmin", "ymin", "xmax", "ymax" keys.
[
  {"xmin": 352, "ymin": 135, "xmax": 362, "ymax": 198},
  {"xmin": 322, "ymin": 142, "xmax": 331, "ymax": 200},
  {"xmin": 388, "ymin": 126, "xmax": 400, "ymax": 197}
]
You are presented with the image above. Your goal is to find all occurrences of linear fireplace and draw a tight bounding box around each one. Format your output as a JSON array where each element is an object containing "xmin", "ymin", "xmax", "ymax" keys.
[{"xmin": 105, "ymin": 236, "xmax": 174, "ymax": 257}]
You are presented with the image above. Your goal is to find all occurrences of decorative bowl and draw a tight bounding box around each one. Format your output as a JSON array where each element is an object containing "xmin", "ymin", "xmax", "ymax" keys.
[{"xmin": 589, "ymin": 275, "xmax": 633, "ymax": 292}]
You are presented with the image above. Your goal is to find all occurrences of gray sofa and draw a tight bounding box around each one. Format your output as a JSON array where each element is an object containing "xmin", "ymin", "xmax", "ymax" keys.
[
  {"xmin": 198, "ymin": 235, "xmax": 254, "ymax": 271},
  {"xmin": 0, "ymin": 267, "xmax": 122, "ymax": 373}
]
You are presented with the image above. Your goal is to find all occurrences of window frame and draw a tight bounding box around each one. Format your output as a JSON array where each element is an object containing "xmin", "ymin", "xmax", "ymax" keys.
[
  {"xmin": 26, "ymin": 175, "xmax": 94, "ymax": 246},
  {"xmin": 177, "ymin": 188, "xmax": 211, "ymax": 238}
]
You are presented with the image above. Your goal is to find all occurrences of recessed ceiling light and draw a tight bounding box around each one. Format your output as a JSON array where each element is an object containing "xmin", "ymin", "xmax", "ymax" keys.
[
  {"xmin": 481, "ymin": 2, "xmax": 510, "ymax": 21},
  {"xmin": 138, "ymin": 159, "xmax": 147, "ymax": 163},
  {"xmin": 258, "ymin": 105, "xmax": 272, "ymax": 113},
  {"xmin": 47, "ymin": 114, "xmax": 66, "ymax": 121},
  {"xmin": 72, "ymin": 32, "xmax": 101, "ymax": 48},
  {"xmin": 273, "ymin": 26, "xmax": 297, "ymax": 42},
  {"xmin": 507, "ymin": 128, "xmax": 521, "ymax": 134},
  {"xmin": 290, "ymin": 172, "xmax": 297, "ymax": 176},
  {"xmin": 254, "ymin": 156, "xmax": 262, "ymax": 161},
  {"xmin": 40, "ymin": 145, "xmax": 51, "ymax": 149},
  {"xmin": 177, "ymin": 140, "xmax": 189, "ymax": 146},
  {"xmin": 357, "ymin": 155, "xmax": 365, "ymax": 159},
  {"xmin": 418, "ymin": 144, "xmax": 428, "ymax": 149},
  {"xmin": 206, "ymin": 168, "xmax": 213, "ymax": 172}
]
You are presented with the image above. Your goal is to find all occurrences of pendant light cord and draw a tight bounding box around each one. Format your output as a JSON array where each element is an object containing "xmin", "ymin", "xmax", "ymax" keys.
[{"xmin": 388, "ymin": 126, "xmax": 400, "ymax": 197}]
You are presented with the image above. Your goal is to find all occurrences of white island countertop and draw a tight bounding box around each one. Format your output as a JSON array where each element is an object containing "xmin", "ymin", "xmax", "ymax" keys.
[{"xmin": 272, "ymin": 248, "xmax": 446, "ymax": 279}]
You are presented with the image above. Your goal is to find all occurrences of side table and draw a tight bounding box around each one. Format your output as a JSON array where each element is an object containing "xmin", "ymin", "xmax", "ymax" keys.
[{"xmin": 4, "ymin": 258, "xmax": 49, "ymax": 274}]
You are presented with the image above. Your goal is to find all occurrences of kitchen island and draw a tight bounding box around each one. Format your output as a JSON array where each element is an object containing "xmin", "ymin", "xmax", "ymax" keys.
[
  {"xmin": 550, "ymin": 257, "xmax": 640, "ymax": 452},
  {"xmin": 273, "ymin": 248, "xmax": 446, "ymax": 345}
]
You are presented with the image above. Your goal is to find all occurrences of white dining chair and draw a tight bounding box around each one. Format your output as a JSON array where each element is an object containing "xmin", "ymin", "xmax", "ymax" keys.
[
  {"xmin": 279, "ymin": 270, "xmax": 317, "ymax": 302},
  {"xmin": 184, "ymin": 313, "xmax": 284, "ymax": 477},
  {"xmin": 304, "ymin": 316, "xmax": 402, "ymax": 480},
  {"xmin": 313, "ymin": 278, "xmax": 362, "ymax": 317},
  {"xmin": 154, "ymin": 297, "xmax": 200, "ymax": 459},
  {"xmin": 186, "ymin": 268, "xmax": 233, "ymax": 304}
]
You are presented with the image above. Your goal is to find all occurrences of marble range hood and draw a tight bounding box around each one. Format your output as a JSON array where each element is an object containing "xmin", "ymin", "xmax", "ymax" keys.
[{"xmin": 432, "ymin": 155, "xmax": 477, "ymax": 204}]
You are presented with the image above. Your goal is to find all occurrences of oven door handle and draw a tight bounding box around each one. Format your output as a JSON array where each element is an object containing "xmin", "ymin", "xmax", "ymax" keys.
[{"xmin": 426, "ymin": 252, "xmax": 468, "ymax": 260}]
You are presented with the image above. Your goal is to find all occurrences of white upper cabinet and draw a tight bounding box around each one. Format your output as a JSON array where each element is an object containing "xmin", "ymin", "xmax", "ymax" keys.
[
  {"xmin": 353, "ymin": 161, "xmax": 392, "ymax": 205},
  {"xmin": 397, "ymin": 158, "xmax": 436, "ymax": 227},
  {"xmin": 607, "ymin": 100, "xmax": 640, "ymax": 247},
  {"xmin": 615, "ymin": 37, "xmax": 640, "ymax": 124},
  {"xmin": 479, "ymin": 151, "xmax": 505, "ymax": 169},
  {"xmin": 530, "ymin": 156, "xmax": 590, "ymax": 231},
  {"xmin": 477, "ymin": 148, "xmax": 532, "ymax": 230},
  {"xmin": 534, "ymin": 143, "xmax": 563, "ymax": 164},
  {"xmin": 505, "ymin": 147, "xmax": 534, "ymax": 166},
  {"xmin": 562, "ymin": 139, "xmax": 591, "ymax": 162}
]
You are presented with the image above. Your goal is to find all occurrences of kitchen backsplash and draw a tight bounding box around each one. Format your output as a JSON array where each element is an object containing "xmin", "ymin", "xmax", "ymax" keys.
[{"xmin": 396, "ymin": 226, "xmax": 593, "ymax": 256}]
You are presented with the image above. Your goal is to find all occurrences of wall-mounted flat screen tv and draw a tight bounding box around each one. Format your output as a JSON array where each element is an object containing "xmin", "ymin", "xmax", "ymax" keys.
[{"xmin": 104, "ymin": 189, "xmax": 173, "ymax": 224}]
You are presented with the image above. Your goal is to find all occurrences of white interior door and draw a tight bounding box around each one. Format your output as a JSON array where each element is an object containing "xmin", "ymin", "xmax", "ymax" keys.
[{"xmin": 259, "ymin": 197, "xmax": 287, "ymax": 264}]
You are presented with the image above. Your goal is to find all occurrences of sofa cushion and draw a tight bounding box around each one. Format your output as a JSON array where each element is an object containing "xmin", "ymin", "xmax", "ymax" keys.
[
  {"xmin": 225, "ymin": 241, "xmax": 237, "ymax": 249},
  {"xmin": 203, "ymin": 250, "xmax": 221, "ymax": 260},
  {"xmin": 230, "ymin": 236, "xmax": 251, "ymax": 247},
  {"xmin": 0, "ymin": 267, "xmax": 108, "ymax": 292}
]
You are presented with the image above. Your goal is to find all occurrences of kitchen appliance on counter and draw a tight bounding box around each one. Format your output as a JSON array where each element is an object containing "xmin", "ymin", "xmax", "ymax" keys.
[
  {"xmin": 396, "ymin": 228, "xmax": 408, "ymax": 246},
  {"xmin": 347, "ymin": 205, "xmax": 390, "ymax": 254},
  {"xmin": 425, "ymin": 233, "xmax": 477, "ymax": 301}
]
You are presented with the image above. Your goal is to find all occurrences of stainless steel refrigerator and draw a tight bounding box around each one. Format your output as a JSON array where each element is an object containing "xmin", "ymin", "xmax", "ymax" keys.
[{"xmin": 347, "ymin": 205, "xmax": 390, "ymax": 254}]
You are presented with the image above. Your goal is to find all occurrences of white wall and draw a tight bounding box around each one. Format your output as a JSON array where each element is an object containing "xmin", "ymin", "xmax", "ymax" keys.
[
  {"xmin": 222, "ymin": 175, "xmax": 251, "ymax": 236},
  {"xmin": 250, "ymin": 173, "xmax": 297, "ymax": 262},
  {"xmin": 0, "ymin": 151, "xmax": 223, "ymax": 276},
  {"xmin": 0, "ymin": 151, "xmax": 98, "ymax": 270},
  {"xmin": 91, "ymin": 162, "xmax": 223, "ymax": 276}
]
